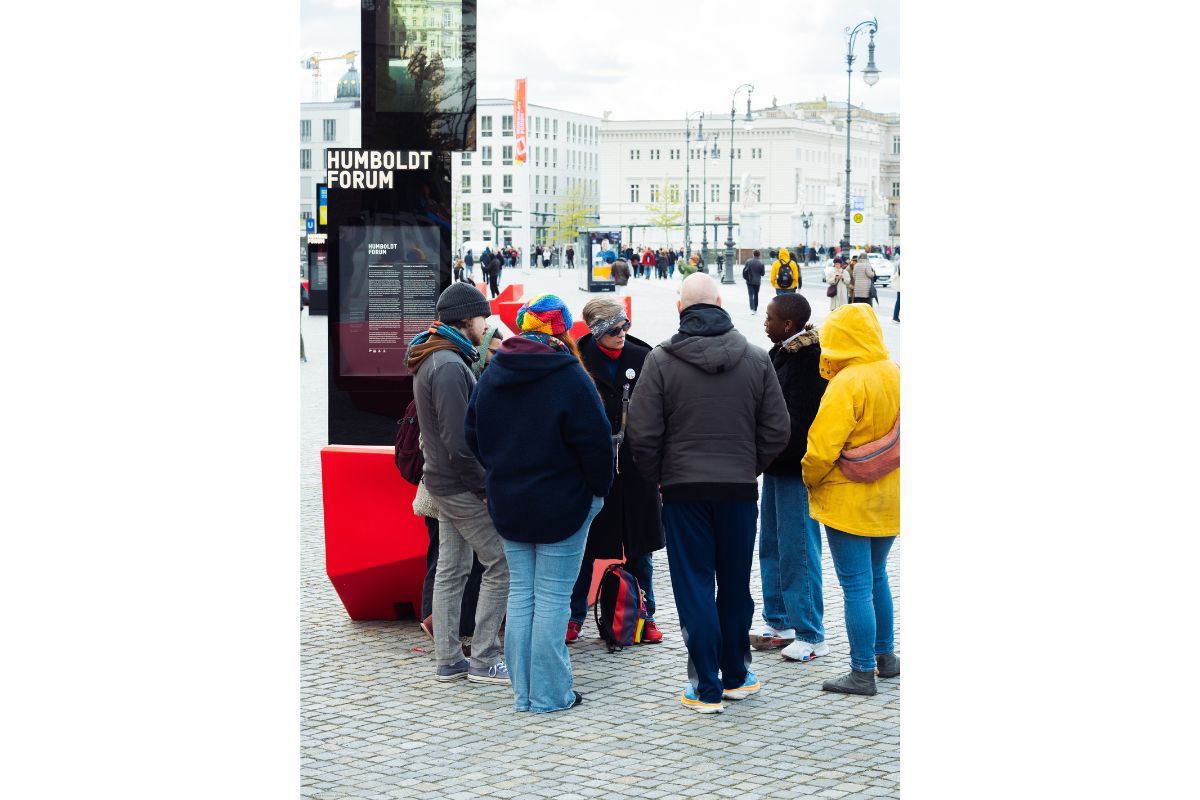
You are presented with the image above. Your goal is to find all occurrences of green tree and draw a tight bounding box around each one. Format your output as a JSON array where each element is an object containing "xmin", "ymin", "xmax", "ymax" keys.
[
  {"xmin": 549, "ymin": 183, "xmax": 596, "ymax": 248},
  {"xmin": 645, "ymin": 185, "xmax": 683, "ymax": 245}
]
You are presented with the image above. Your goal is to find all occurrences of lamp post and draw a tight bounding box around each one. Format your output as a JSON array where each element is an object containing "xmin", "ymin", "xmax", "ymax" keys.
[
  {"xmin": 702, "ymin": 131, "xmax": 717, "ymax": 265},
  {"xmin": 801, "ymin": 210, "xmax": 813, "ymax": 264},
  {"xmin": 841, "ymin": 18, "xmax": 880, "ymax": 254},
  {"xmin": 684, "ymin": 111, "xmax": 704, "ymax": 259},
  {"xmin": 723, "ymin": 83, "xmax": 754, "ymax": 284}
]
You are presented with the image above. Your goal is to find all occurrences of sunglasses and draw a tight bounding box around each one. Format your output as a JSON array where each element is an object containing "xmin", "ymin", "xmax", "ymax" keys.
[{"xmin": 602, "ymin": 321, "xmax": 632, "ymax": 335}]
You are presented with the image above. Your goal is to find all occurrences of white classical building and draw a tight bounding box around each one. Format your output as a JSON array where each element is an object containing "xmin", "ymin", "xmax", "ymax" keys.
[
  {"xmin": 299, "ymin": 63, "xmax": 362, "ymax": 242},
  {"xmin": 451, "ymin": 98, "xmax": 602, "ymax": 263},
  {"xmin": 598, "ymin": 99, "xmax": 897, "ymax": 254}
]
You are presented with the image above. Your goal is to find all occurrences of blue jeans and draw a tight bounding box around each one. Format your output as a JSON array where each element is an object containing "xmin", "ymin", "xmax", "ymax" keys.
[
  {"xmin": 501, "ymin": 496, "xmax": 604, "ymax": 713},
  {"xmin": 824, "ymin": 527, "xmax": 896, "ymax": 672},
  {"xmin": 758, "ymin": 475, "xmax": 824, "ymax": 644},
  {"xmin": 662, "ymin": 500, "xmax": 758, "ymax": 704},
  {"xmin": 569, "ymin": 551, "xmax": 656, "ymax": 624}
]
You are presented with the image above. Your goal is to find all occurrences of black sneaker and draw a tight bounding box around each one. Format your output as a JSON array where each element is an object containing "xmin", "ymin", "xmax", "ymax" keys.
[
  {"xmin": 571, "ymin": 691, "xmax": 584, "ymax": 708},
  {"xmin": 821, "ymin": 669, "xmax": 877, "ymax": 696},
  {"xmin": 876, "ymin": 653, "xmax": 900, "ymax": 678}
]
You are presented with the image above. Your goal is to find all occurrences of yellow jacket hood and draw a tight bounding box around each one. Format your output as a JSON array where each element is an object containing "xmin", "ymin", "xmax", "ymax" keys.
[
  {"xmin": 818, "ymin": 303, "xmax": 889, "ymax": 380},
  {"xmin": 777, "ymin": 247, "xmax": 791, "ymax": 262}
]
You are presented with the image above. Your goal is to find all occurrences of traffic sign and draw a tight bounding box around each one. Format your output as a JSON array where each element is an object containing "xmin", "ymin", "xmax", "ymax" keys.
[
  {"xmin": 306, "ymin": 218, "xmax": 315, "ymax": 233},
  {"xmin": 853, "ymin": 196, "xmax": 865, "ymax": 211},
  {"xmin": 853, "ymin": 212, "xmax": 864, "ymax": 224}
]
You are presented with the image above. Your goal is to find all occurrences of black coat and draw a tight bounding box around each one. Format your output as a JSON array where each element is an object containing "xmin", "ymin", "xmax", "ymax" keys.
[
  {"xmin": 763, "ymin": 331, "xmax": 828, "ymax": 476},
  {"xmin": 578, "ymin": 333, "xmax": 665, "ymax": 560}
]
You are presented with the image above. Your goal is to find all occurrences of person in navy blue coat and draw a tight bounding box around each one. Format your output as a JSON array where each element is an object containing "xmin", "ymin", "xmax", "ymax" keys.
[{"xmin": 465, "ymin": 294, "xmax": 614, "ymax": 713}]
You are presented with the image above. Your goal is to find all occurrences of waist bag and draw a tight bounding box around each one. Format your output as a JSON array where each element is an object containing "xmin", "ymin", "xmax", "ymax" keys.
[{"xmin": 837, "ymin": 416, "xmax": 900, "ymax": 483}]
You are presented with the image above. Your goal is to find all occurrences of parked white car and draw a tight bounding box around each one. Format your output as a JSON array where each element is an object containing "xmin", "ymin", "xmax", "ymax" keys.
[{"xmin": 865, "ymin": 252, "xmax": 894, "ymax": 286}]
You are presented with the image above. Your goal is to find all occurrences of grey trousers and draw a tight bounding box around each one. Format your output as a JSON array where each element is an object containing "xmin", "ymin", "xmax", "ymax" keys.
[{"xmin": 433, "ymin": 491, "xmax": 510, "ymax": 669}]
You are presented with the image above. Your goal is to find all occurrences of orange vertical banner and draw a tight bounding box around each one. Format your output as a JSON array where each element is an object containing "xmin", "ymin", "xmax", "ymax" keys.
[{"xmin": 514, "ymin": 78, "xmax": 527, "ymax": 166}]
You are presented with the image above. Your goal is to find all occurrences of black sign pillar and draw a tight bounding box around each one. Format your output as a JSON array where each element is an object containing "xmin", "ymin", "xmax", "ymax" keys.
[{"xmin": 324, "ymin": 2, "xmax": 476, "ymax": 445}]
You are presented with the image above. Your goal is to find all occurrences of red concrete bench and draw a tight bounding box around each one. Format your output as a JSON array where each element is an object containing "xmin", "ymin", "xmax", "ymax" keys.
[{"xmin": 321, "ymin": 446, "xmax": 427, "ymax": 620}]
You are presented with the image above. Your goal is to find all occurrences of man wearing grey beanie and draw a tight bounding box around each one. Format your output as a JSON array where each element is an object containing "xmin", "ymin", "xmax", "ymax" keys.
[{"xmin": 406, "ymin": 281, "xmax": 510, "ymax": 686}]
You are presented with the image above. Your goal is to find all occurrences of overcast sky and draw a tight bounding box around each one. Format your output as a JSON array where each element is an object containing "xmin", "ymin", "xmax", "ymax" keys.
[{"xmin": 300, "ymin": 0, "xmax": 899, "ymax": 118}]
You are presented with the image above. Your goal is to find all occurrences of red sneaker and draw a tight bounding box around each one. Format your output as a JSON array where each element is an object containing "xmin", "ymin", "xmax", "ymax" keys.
[
  {"xmin": 565, "ymin": 620, "xmax": 582, "ymax": 644},
  {"xmin": 641, "ymin": 620, "xmax": 663, "ymax": 643}
]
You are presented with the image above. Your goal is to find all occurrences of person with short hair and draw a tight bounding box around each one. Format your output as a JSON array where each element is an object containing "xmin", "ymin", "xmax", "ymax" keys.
[
  {"xmin": 466, "ymin": 295, "xmax": 614, "ymax": 712},
  {"xmin": 567, "ymin": 298, "xmax": 666, "ymax": 645},
  {"xmin": 851, "ymin": 253, "xmax": 875, "ymax": 304},
  {"xmin": 752, "ymin": 293, "xmax": 830, "ymax": 662},
  {"xmin": 627, "ymin": 274, "xmax": 790, "ymax": 714},
  {"xmin": 406, "ymin": 282, "xmax": 510, "ymax": 686},
  {"xmin": 743, "ymin": 249, "xmax": 766, "ymax": 314}
]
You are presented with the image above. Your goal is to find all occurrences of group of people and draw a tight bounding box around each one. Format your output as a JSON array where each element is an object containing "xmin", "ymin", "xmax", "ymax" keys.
[{"xmin": 406, "ymin": 271, "xmax": 899, "ymax": 714}]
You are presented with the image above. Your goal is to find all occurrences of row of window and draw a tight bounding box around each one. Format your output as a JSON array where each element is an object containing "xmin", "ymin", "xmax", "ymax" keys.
[
  {"xmin": 459, "ymin": 174, "xmax": 598, "ymax": 196},
  {"xmin": 460, "ymin": 203, "xmax": 515, "ymax": 223},
  {"xmin": 479, "ymin": 115, "xmax": 598, "ymax": 145},
  {"xmin": 461, "ymin": 148, "xmax": 596, "ymax": 170},
  {"xmin": 634, "ymin": 146, "xmax": 764, "ymax": 161},
  {"xmin": 627, "ymin": 183, "xmax": 762, "ymax": 204},
  {"xmin": 300, "ymin": 119, "xmax": 337, "ymax": 142}
]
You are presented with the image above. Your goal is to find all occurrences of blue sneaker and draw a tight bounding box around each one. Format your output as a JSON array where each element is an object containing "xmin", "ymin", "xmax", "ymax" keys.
[
  {"xmin": 468, "ymin": 660, "xmax": 510, "ymax": 684},
  {"xmin": 435, "ymin": 659, "xmax": 470, "ymax": 681},
  {"xmin": 722, "ymin": 671, "xmax": 762, "ymax": 700},
  {"xmin": 680, "ymin": 685, "xmax": 724, "ymax": 714}
]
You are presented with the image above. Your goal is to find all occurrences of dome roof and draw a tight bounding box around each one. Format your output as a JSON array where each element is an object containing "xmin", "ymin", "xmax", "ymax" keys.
[{"xmin": 335, "ymin": 64, "xmax": 360, "ymax": 100}]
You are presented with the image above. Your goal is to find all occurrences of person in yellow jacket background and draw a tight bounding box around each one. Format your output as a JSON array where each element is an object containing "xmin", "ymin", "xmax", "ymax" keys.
[
  {"xmin": 769, "ymin": 247, "xmax": 800, "ymax": 294},
  {"xmin": 801, "ymin": 303, "xmax": 899, "ymax": 697}
]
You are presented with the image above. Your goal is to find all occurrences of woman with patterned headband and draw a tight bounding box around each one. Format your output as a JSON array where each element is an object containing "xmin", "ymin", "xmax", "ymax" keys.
[
  {"xmin": 465, "ymin": 294, "xmax": 614, "ymax": 713},
  {"xmin": 567, "ymin": 297, "xmax": 666, "ymax": 645}
]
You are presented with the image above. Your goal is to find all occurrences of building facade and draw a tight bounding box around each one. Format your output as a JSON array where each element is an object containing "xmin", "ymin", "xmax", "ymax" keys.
[
  {"xmin": 451, "ymin": 98, "xmax": 602, "ymax": 263},
  {"xmin": 299, "ymin": 63, "xmax": 362, "ymax": 260},
  {"xmin": 598, "ymin": 99, "xmax": 897, "ymax": 254}
]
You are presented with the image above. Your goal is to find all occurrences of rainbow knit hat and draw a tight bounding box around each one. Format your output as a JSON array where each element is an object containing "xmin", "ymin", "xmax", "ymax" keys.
[{"xmin": 516, "ymin": 294, "xmax": 573, "ymax": 335}]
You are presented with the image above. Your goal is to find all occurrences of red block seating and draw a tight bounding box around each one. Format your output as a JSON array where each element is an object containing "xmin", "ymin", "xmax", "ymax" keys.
[
  {"xmin": 320, "ymin": 446, "xmax": 427, "ymax": 620},
  {"xmin": 488, "ymin": 283, "xmax": 523, "ymax": 317}
]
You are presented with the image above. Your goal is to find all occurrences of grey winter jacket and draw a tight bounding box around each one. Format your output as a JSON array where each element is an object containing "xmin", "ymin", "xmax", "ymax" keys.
[
  {"xmin": 627, "ymin": 304, "xmax": 790, "ymax": 502},
  {"xmin": 412, "ymin": 348, "xmax": 487, "ymax": 498}
]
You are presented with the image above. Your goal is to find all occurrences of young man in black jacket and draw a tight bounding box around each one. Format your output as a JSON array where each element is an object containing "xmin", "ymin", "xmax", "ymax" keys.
[{"xmin": 751, "ymin": 292, "xmax": 831, "ymax": 663}]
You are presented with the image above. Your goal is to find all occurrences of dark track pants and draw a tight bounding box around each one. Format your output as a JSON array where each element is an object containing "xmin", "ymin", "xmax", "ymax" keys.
[{"xmin": 662, "ymin": 500, "xmax": 758, "ymax": 704}]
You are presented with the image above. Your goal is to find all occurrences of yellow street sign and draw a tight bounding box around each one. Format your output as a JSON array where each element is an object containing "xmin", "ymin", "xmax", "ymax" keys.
[{"xmin": 853, "ymin": 212, "xmax": 864, "ymax": 224}]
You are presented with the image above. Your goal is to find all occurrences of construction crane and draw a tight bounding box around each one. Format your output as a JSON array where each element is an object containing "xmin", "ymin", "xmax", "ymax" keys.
[{"xmin": 302, "ymin": 51, "xmax": 357, "ymax": 101}]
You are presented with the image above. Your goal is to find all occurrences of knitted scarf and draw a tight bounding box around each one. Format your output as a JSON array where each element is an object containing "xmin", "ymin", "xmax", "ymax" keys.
[{"xmin": 405, "ymin": 321, "xmax": 480, "ymax": 374}]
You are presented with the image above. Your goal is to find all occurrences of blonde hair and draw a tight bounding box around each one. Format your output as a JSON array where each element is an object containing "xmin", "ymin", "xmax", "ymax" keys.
[{"xmin": 581, "ymin": 297, "xmax": 625, "ymax": 326}]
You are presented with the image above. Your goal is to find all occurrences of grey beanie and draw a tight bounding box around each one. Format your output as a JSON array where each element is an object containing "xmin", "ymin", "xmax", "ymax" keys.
[{"xmin": 436, "ymin": 282, "xmax": 491, "ymax": 322}]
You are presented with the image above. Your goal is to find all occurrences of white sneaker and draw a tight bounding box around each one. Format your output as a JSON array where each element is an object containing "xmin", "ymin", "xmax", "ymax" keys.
[
  {"xmin": 749, "ymin": 625, "xmax": 796, "ymax": 650},
  {"xmin": 781, "ymin": 640, "xmax": 830, "ymax": 662}
]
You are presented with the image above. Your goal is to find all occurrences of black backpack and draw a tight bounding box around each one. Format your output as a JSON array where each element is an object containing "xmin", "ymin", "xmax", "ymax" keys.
[
  {"xmin": 394, "ymin": 399, "xmax": 424, "ymax": 485},
  {"xmin": 776, "ymin": 259, "xmax": 794, "ymax": 288}
]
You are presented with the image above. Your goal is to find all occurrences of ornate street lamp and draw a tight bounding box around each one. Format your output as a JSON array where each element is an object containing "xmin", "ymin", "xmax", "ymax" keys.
[
  {"xmin": 801, "ymin": 210, "xmax": 813, "ymax": 263},
  {"xmin": 723, "ymin": 84, "xmax": 754, "ymax": 284},
  {"xmin": 702, "ymin": 131, "xmax": 718, "ymax": 265},
  {"xmin": 841, "ymin": 18, "xmax": 880, "ymax": 254},
  {"xmin": 684, "ymin": 111, "xmax": 704, "ymax": 258}
]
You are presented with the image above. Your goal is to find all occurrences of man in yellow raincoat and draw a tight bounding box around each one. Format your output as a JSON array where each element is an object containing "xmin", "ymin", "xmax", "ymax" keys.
[{"xmin": 802, "ymin": 303, "xmax": 900, "ymax": 696}]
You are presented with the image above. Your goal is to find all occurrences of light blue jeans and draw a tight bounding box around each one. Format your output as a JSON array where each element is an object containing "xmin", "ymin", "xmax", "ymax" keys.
[
  {"xmin": 824, "ymin": 527, "xmax": 896, "ymax": 672},
  {"xmin": 758, "ymin": 474, "xmax": 825, "ymax": 644},
  {"xmin": 501, "ymin": 496, "xmax": 604, "ymax": 713}
]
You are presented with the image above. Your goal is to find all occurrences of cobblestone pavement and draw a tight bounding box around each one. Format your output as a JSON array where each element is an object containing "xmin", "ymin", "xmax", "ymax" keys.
[{"xmin": 301, "ymin": 270, "xmax": 900, "ymax": 799}]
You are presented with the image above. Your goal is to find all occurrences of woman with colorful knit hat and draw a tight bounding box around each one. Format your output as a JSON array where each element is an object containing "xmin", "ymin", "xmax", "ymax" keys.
[
  {"xmin": 567, "ymin": 297, "xmax": 666, "ymax": 646},
  {"xmin": 465, "ymin": 294, "xmax": 614, "ymax": 713}
]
